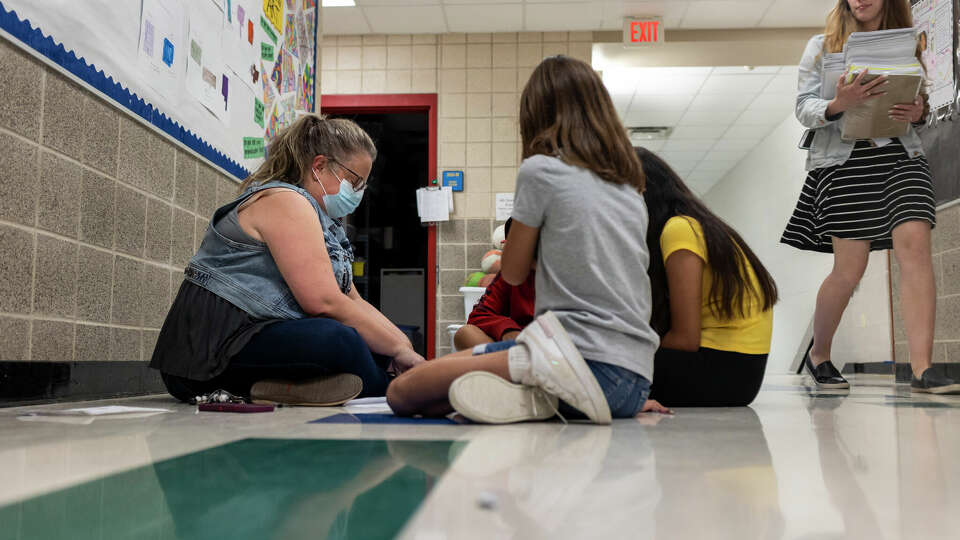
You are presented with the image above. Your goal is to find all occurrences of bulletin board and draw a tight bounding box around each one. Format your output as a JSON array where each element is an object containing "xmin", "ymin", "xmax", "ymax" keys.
[
  {"xmin": 912, "ymin": 0, "xmax": 960, "ymax": 204},
  {"xmin": 0, "ymin": 0, "xmax": 318, "ymax": 180}
]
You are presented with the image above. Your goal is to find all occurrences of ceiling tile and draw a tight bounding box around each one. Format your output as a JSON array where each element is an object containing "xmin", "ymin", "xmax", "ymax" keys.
[
  {"xmin": 705, "ymin": 149, "xmax": 748, "ymax": 161},
  {"xmin": 662, "ymin": 139, "xmax": 715, "ymax": 152},
  {"xmin": 660, "ymin": 150, "xmax": 707, "ymax": 162},
  {"xmin": 749, "ymin": 92, "xmax": 794, "ymax": 110},
  {"xmin": 629, "ymin": 93, "xmax": 698, "ymax": 111},
  {"xmin": 635, "ymin": 74, "xmax": 709, "ymax": 95},
  {"xmin": 721, "ymin": 124, "xmax": 766, "ymax": 140},
  {"xmin": 680, "ymin": 2, "xmax": 765, "ymax": 29},
  {"xmin": 734, "ymin": 108, "xmax": 791, "ymax": 126},
  {"xmin": 445, "ymin": 4, "xmax": 525, "ymax": 32},
  {"xmin": 601, "ymin": 0, "xmax": 690, "ymax": 30},
  {"xmin": 687, "ymin": 92, "xmax": 754, "ymax": 111},
  {"xmin": 764, "ymin": 73, "xmax": 797, "ymax": 93},
  {"xmin": 688, "ymin": 169, "xmax": 726, "ymax": 183},
  {"xmin": 670, "ymin": 125, "xmax": 728, "ymax": 139},
  {"xmin": 758, "ymin": 0, "xmax": 835, "ymax": 28},
  {"xmin": 712, "ymin": 139, "xmax": 760, "ymax": 151},
  {"xmin": 693, "ymin": 160, "xmax": 739, "ymax": 173},
  {"xmin": 363, "ymin": 5, "xmax": 448, "ymax": 34},
  {"xmin": 322, "ymin": 6, "xmax": 372, "ymax": 34},
  {"xmin": 525, "ymin": 2, "xmax": 605, "ymax": 31},
  {"xmin": 699, "ymin": 73, "xmax": 774, "ymax": 94},
  {"xmin": 624, "ymin": 109, "xmax": 686, "ymax": 126},
  {"xmin": 677, "ymin": 109, "xmax": 742, "ymax": 125}
]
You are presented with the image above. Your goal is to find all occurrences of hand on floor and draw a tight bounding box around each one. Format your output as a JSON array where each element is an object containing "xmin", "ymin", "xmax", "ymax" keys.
[{"xmin": 640, "ymin": 399, "xmax": 674, "ymax": 415}]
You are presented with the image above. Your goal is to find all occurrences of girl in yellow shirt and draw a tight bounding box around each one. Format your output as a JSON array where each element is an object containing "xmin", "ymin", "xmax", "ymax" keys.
[{"xmin": 637, "ymin": 148, "xmax": 778, "ymax": 407}]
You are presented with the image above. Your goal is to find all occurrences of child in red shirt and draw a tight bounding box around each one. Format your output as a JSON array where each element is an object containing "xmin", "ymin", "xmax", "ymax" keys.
[{"xmin": 453, "ymin": 218, "xmax": 536, "ymax": 350}]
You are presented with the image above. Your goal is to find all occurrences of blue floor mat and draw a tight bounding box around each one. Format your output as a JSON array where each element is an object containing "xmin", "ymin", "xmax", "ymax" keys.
[{"xmin": 310, "ymin": 413, "xmax": 462, "ymax": 425}]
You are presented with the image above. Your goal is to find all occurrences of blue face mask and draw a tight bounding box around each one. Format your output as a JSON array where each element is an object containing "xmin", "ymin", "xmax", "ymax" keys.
[{"xmin": 313, "ymin": 166, "xmax": 364, "ymax": 218}]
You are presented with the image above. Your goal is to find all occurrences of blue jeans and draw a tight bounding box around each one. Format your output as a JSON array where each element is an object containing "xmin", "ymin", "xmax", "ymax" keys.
[
  {"xmin": 162, "ymin": 318, "xmax": 392, "ymax": 402},
  {"xmin": 473, "ymin": 340, "xmax": 651, "ymax": 419}
]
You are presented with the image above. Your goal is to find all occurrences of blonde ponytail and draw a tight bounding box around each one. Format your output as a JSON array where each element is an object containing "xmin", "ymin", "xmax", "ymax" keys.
[{"xmin": 238, "ymin": 114, "xmax": 377, "ymax": 192}]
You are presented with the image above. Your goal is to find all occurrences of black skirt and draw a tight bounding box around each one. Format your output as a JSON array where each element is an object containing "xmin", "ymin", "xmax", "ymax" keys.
[
  {"xmin": 149, "ymin": 280, "xmax": 278, "ymax": 381},
  {"xmin": 781, "ymin": 139, "xmax": 936, "ymax": 253}
]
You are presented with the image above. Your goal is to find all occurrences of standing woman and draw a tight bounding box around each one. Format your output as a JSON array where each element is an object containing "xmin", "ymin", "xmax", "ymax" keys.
[
  {"xmin": 782, "ymin": 0, "xmax": 958, "ymax": 393},
  {"xmin": 151, "ymin": 115, "xmax": 424, "ymax": 405}
]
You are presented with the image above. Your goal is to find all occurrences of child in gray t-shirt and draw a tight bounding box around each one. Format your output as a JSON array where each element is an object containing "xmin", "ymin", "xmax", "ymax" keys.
[{"xmin": 386, "ymin": 55, "xmax": 666, "ymax": 424}]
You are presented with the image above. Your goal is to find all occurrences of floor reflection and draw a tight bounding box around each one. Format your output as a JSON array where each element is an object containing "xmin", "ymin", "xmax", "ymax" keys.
[
  {"xmin": 0, "ymin": 438, "xmax": 456, "ymax": 540},
  {"xmin": 652, "ymin": 407, "xmax": 784, "ymax": 540}
]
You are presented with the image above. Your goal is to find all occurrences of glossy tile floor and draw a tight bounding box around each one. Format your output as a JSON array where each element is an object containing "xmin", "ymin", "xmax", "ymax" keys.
[{"xmin": 1, "ymin": 374, "xmax": 959, "ymax": 540}]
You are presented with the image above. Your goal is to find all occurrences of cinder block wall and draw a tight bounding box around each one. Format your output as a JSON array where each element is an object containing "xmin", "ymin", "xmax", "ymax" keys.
[
  {"xmin": 0, "ymin": 38, "xmax": 238, "ymax": 368},
  {"xmin": 892, "ymin": 204, "xmax": 960, "ymax": 374},
  {"xmin": 322, "ymin": 31, "xmax": 594, "ymax": 355}
]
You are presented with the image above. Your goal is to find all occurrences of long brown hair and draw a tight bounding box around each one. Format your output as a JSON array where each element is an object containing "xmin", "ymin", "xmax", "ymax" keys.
[
  {"xmin": 824, "ymin": 0, "xmax": 915, "ymax": 53},
  {"xmin": 238, "ymin": 114, "xmax": 377, "ymax": 192},
  {"xmin": 636, "ymin": 147, "xmax": 778, "ymax": 335},
  {"xmin": 520, "ymin": 55, "xmax": 644, "ymax": 191}
]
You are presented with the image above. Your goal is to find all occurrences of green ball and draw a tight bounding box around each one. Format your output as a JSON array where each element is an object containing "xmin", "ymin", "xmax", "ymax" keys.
[{"xmin": 465, "ymin": 272, "xmax": 486, "ymax": 287}]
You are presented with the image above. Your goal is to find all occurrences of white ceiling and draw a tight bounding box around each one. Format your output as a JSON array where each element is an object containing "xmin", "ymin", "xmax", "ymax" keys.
[
  {"xmin": 324, "ymin": 0, "xmax": 836, "ymax": 35},
  {"xmin": 607, "ymin": 65, "xmax": 796, "ymax": 194}
]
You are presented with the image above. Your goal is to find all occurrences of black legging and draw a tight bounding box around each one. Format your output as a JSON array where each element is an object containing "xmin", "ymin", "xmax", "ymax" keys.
[
  {"xmin": 161, "ymin": 318, "xmax": 393, "ymax": 403},
  {"xmin": 649, "ymin": 347, "xmax": 767, "ymax": 407}
]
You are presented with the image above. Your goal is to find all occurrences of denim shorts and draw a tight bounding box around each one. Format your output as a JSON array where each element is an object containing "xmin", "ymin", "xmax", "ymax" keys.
[{"xmin": 473, "ymin": 340, "xmax": 651, "ymax": 419}]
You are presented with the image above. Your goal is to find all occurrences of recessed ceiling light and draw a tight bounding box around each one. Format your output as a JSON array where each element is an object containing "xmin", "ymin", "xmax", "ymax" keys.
[{"xmin": 322, "ymin": 0, "xmax": 355, "ymax": 7}]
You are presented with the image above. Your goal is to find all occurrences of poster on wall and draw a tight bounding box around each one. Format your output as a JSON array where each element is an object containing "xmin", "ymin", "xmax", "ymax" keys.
[
  {"xmin": 912, "ymin": 0, "xmax": 956, "ymax": 110},
  {"xmin": 137, "ymin": 0, "xmax": 184, "ymax": 97},
  {"xmin": 0, "ymin": 0, "xmax": 317, "ymax": 178}
]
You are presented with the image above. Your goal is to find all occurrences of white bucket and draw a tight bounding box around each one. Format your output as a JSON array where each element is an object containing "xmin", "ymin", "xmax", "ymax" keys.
[{"xmin": 459, "ymin": 286, "xmax": 487, "ymax": 320}]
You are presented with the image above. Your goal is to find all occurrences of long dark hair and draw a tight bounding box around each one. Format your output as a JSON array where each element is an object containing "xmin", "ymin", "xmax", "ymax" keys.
[
  {"xmin": 520, "ymin": 55, "xmax": 644, "ymax": 191},
  {"xmin": 637, "ymin": 147, "xmax": 778, "ymax": 335}
]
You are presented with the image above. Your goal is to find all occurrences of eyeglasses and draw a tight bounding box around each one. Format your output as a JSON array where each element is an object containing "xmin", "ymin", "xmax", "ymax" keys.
[{"xmin": 332, "ymin": 160, "xmax": 368, "ymax": 191}]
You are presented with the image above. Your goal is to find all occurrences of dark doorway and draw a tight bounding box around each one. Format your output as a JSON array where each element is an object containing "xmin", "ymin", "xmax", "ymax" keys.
[{"xmin": 331, "ymin": 112, "xmax": 429, "ymax": 355}]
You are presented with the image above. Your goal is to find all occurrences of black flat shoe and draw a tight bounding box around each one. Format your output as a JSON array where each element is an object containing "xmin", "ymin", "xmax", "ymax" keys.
[
  {"xmin": 804, "ymin": 353, "xmax": 850, "ymax": 389},
  {"xmin": 911, "ymin": 368, "xmax": 960, "ymax": 395}
]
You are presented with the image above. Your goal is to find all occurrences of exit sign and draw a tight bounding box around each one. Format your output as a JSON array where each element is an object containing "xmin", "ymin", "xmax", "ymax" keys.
[{"xmin": 623, "ymin": 17, "xmax": 664, "ymax": 47}]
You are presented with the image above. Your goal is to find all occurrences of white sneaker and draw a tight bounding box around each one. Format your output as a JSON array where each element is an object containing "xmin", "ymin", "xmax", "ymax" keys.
[
  {"xmin": 515, "ymin": 311, "xmax": 612, "ymax": 424},
  {"xmin": 448, "ymin": 371, "xmax": 559, "ymax": 424}
]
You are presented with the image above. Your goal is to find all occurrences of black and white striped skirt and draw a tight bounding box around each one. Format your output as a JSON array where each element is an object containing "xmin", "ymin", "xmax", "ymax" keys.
[{"xmin": 781, "ymin": 139, "xmax": 936, "ymax": 253}]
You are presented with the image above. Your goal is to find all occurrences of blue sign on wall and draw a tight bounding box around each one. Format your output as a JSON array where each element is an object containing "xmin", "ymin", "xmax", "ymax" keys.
[{"xmin": 442, "ymin": 170, "xmax": 464, "ymax": 192}]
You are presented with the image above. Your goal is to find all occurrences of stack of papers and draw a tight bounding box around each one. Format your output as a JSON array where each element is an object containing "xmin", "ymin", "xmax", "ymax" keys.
[{"xmin": 819, "ymin": 28, "xmax": 924, "ymax": 139}]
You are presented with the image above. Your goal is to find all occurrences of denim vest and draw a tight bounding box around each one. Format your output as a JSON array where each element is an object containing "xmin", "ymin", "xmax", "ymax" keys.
[
  {"xmin": 184, "ymin": 181, "xmax": 354, "ymax": 320},
  {"xmin": 796, "ymin": 34, "xmax": 925, "ymax": 172}
]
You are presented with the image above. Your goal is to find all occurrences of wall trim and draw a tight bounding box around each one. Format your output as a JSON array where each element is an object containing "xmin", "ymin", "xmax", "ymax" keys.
[{"xmin": 0, "ymin": 362, "xmax": 165, "ymax": 407}]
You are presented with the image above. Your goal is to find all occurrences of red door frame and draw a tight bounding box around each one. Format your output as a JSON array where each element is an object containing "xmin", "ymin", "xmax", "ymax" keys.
[{"xmin": 321, "ymin": 94, "xmax": 438, "ymax": 359}]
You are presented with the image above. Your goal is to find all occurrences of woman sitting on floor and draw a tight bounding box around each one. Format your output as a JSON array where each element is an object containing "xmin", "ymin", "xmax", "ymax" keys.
[
  {"xmin": 150, "ymin": 115, "xmax": 424, "ymax": 406},
  {"xmin": 637, "ymin": 147, "xmax": 778, "ymax": 408}
]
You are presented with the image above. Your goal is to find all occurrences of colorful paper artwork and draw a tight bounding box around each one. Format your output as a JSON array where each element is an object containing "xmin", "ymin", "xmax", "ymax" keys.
[
  {"xmin": 302, "ymin": 12, "xmax": 315, "ymax": 58},
  {"xmin": 162, "ymin": 38, "xmax": 175, "ymax": 66},
  {"xmin": 285, "ymin": 0, "xmax": 296, "ymax": 9},
  {"xmin": 266, "ymin": 106, "xmax": 281, "ymax": 144},
  {"xmin": 243, "ymin": 136, "xmax": 265, "ymax": 158},
  {"xmin": 143, "ymin": 20, "xmax": 155, "ymax": 56},
  {"xmin": 297, "ymin": 61, "xmax": 314, "ymax": 112},
  {"xmin": 263, "ymin": 0, "xmax": 283, "ymax": 32},
  {"xmin": 296, "ymin": 13, "xmax": 309, "ymax": 59},
  {"xmin": 254, "ymin": 98, "xmax": 265, "ymax": 127},
  {"xmin": 303, "ymin": 0, "xmax": 316, "ymax": 9},
  {"xmin": 260, "ymin": 15, "xmax": 277, "ymax": 43},
  {"xmin": 284, "ymin": 13, "xmax": 298, "ymax": 57},
  {"xmin": 281, "ymin": 49, "xmax": 296, "ymax": 93},
  {"xmin": 261, "ymin": 42, "xmax": 275, "ymax": 61},
  {"xmin": 271, "ymin": 48, "xmax": 283, "ymax": 88}
]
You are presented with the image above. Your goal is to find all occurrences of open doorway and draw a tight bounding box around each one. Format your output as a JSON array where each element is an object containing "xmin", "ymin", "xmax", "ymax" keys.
[{"xmin": 321, "ymin": 94, "xmax": 438, "ymax": 358}]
